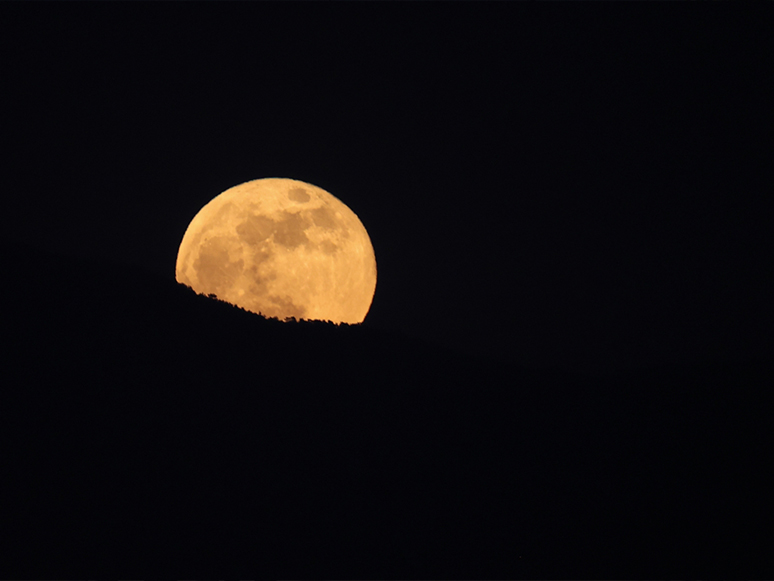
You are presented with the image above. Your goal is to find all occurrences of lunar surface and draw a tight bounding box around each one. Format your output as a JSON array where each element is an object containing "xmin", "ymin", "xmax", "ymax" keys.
[{"xmin": 176, "ymin": 178, "xmax": 377, "ymax": 324}]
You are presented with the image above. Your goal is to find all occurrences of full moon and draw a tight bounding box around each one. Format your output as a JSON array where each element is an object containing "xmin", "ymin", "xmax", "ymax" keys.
[{"xmin": 176, "ymin": 178, "xmax": 377, "ymax": 324}]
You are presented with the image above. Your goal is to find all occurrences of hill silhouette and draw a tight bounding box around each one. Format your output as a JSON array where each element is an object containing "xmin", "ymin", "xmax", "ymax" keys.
[{"xmin": 1, "ymin": 237, "xmax": 771, "ymax": 578}]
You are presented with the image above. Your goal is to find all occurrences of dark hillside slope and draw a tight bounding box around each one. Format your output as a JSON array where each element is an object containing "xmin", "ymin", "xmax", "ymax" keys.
[{"xmin": 1, "ymin": 238, "xmax": 771, "ymax": 577}]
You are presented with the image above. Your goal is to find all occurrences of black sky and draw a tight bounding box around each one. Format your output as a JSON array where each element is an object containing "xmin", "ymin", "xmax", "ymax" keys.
[
  {"xmin": 3, "ymin": 4, "xmax": 774, "ymax": 577},
  {"xmin": 2, "ymin": 2, "xmax": 772, "ymax": 372}
]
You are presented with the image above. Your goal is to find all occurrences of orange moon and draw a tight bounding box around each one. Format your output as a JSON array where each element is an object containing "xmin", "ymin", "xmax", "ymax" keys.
[{"xmin": 175, "ymin": 178, "xmax": 377, "ymax": 324}]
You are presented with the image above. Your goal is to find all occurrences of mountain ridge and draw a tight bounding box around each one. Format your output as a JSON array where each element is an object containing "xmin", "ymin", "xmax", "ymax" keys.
[{"xmin": 1, "ymin": 235, "xmax": 771, "ymax": 577}]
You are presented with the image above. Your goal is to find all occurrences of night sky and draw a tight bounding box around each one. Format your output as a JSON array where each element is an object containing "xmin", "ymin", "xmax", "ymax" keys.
[
  {"xmin": 2, "ymin": 2, "xmax": 772, "ymax": 372},
  {"xmin": 3, "ymin": 3, "xmax": 774, "ymax": 577}
]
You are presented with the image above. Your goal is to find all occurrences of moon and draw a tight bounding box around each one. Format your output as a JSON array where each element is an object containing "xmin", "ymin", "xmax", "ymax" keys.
[{"xmin": 175, "ymin": 178, "xmax": 377, "ymax": 324}]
